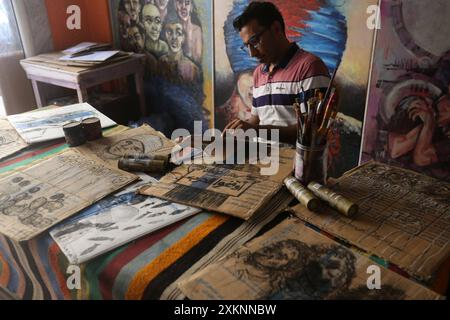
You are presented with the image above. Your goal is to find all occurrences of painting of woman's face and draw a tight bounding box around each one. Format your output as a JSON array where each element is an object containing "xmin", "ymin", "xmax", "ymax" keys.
[
  {"xmin": 165, "ymin": 23, "xmax": 184, "ymax": 53},
  {"xmin": 175, "ymin": 0, "xmax": 192, "ymax": 22},
  {"xmin": 143, "ymin": 4, "xmax": 163, "ymax": 41}
]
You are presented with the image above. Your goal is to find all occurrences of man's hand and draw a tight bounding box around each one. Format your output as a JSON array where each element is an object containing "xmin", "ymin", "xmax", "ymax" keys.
[{"xmin": 223, "ymin": 119, "xmax": 258, "ymax": 132}]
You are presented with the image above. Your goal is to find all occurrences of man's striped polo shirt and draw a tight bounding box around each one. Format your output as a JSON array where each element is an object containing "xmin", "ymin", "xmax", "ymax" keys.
[{"xmin": 251, "ymin": 43, "xmax": 330, "ymax": 126}]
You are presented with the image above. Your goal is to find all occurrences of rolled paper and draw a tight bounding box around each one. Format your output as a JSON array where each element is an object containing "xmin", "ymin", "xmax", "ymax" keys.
[
  {"xmin": 81, "ymin": 117, "xmax": 102, "ymax": 141},
  {"xmin": 284, "ymin": 176, "xmax": 320, "ymax": 211},
  {"xmin": 307, "ymin": 181, "xmax": 358, "ymax": 217},
  {"xmin": 118, "ymin": 158, "xmax": 167, "ymax": 174},
  {"xmin": 63, "ymin": 121, "xmax": 86, "ymax": 147}
]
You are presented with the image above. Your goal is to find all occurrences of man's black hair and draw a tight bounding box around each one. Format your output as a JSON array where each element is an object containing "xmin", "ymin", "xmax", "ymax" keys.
[{"xmin": 233, "ymin": 1, "xmax": 285, "ymax": 33}]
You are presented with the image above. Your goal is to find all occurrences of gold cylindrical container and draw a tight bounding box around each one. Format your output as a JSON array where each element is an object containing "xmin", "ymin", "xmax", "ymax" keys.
[
  {"xmin": 307, "ymin": 181, "xmax": 358, "ymax": 217},
  {"xmin": 284, "ymin": 176, "xmax": 320, "ymax": 211}
]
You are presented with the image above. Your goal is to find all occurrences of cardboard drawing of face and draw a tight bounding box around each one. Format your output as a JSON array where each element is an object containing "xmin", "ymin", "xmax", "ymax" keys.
[
  {"xmin": 143, "ymin": 4, "xmax": 163, "ymax": 41},
  {"xmin": 165, "ymin": 23, "xmax": 184, "ymax": 53},
  {"xmin": 124, "ymin": 0, "xmax": 142, "ymax": 22},
  {"xmin": 175, "ymin": 0, "xmax": 192, "ymax": 22}
]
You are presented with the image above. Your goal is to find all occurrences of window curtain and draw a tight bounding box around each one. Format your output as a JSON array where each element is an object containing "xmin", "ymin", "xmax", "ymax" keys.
[
  {"xmin": 0, "ymin": 0, "xmax": 25, "ymax": 116},
  {"xmin": 0, "ymin": 0, "xmax": 53, "ymax": 116}
]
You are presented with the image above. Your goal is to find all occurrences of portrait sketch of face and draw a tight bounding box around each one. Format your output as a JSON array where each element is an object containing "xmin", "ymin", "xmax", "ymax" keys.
[
  {"xmin": 165, "ymin": 22, "xmax": 185, "ymax": 53},
  {"xmin": 143, "ymin": 4, "xmax": 163, "ymax": 41},
  {"xmin": 108, "ymin": 139, "xmax": 145, "ymax": 157}
]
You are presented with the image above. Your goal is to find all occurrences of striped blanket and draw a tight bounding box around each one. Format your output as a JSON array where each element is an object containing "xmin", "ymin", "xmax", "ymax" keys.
[{"xmin": 0, "ymin": 134, "xmax": 293, "ymax": 300}]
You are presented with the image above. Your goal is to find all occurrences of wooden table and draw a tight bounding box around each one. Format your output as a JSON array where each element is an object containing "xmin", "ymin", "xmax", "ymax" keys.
[{"xmin": 20, "ymin": 53, "xmax": 147, "ymax": 116}]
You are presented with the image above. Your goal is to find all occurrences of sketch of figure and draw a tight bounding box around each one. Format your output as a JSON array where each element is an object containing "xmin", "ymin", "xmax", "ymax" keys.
[
  {"xmin": 159, "ymin": 14, "xmax": 200, "ymax": 83},
  {"xmin": 231, "ymin": 240, "xmax": 359, "ymax": 300},
  {"xmin": 142, "ymin": 3, "xmax": 169, "ymax": 58},
  {"xmin": 232, "ymin": 240, "xmax": 311, "ymax": 295},
  {"xmin": 101, "ymin": 135, "xmax": 164, "ymax": 160},
  {"xmin": 174, "ymin": 0, "xmax": 202, "ymax": 65},
  {"xmin": 0, "ymin": 130, "xmax": 15, "ymax": 147}
]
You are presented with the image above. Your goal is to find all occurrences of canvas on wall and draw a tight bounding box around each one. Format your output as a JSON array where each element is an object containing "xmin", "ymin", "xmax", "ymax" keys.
[
  {"xmin": 361, "ymin": 0, "xmax": 450, "ymax": 181},
  {"xmin": 109, "ymin": 0, "xmax": 214, "ymax": 135},
  {"xmin": 214, "ymin": 0, "xmax": 376, "ymax": 177}
]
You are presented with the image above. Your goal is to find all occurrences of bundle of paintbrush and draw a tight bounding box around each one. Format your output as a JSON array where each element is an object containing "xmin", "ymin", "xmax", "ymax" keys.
[{"xmin": 294, "ymin": 86, "xmax": 339, "ymax": 148}]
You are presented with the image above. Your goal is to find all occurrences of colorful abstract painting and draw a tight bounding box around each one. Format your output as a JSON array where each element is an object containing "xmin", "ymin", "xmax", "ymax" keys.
[
  {"xmin": 361, "ymin": 0, "xmax": 450, "ymax": 181},
  {"xmin": 110, "ymin": 0, "xmax": 214, "ymax": 135},
  {"xmin": 214, "ymin": 0, "xmax": 376, "ymax": 177}
]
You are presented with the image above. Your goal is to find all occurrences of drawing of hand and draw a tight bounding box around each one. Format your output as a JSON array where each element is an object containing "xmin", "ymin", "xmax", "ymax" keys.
[{"xmin": 408, "ymin": 99, "xmax": 434, "ymax": 124}]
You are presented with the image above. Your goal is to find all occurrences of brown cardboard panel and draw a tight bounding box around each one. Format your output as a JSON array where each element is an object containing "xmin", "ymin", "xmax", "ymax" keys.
[
  {"xmin": 140, "ymin": 148, "xmax": 295, "ymax": 220},
  {"xmin": 292, "ymin": 161, "xmax": 450, "ymax": 284},
  {"xmin": 180, "ymin": 218, "xmax": 442, "ymax": 300}
]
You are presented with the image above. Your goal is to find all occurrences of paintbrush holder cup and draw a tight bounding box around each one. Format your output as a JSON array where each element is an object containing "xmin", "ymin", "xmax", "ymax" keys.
[{"xmin": 294, "ymin": 142, "xmax": 328, "ymax": 185}]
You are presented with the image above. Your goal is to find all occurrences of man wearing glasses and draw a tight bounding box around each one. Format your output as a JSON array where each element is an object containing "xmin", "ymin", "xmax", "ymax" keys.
[{"xmin": 223, "ymin": 2, "xmax": 330, "ymax": 144}]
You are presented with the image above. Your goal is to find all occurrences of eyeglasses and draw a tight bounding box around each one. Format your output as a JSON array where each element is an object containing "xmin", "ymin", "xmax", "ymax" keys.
[{"xmin": 240, "ymin": 28, "xmax": 268, "ymax": 53}]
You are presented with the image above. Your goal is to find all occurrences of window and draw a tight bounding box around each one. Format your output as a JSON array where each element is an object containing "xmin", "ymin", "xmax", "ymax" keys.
[{"xmin": 0, "ymin": 0, "xmax": 22, "ymax": 116}]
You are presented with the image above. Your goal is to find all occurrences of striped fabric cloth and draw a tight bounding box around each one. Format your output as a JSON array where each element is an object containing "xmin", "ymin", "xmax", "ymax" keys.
[{"xmin": 0, "ymin": 130, "xmax": 293, "ymax": 300}]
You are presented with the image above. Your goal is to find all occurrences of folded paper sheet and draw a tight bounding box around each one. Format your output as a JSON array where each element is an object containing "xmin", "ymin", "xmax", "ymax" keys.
[
  {"xmin": 0, "ymin": 118, "xmax": 28, "ymax": 160},
  {"xmin": 0, "ymin": 149, "xmax": 137, "ymax": 241},
  {"xmin": 139, "ymin": 148, "xmax": 295, "ymax": 220},
  {"xmin": 50, "ymin": 174, "xmax": 201, "ymax": 264},
  {"xmin": 7, "ymin": 103, "xmax": 116, "ymax": 144},
  {"xmin": 76, "ymin": 124, "xmax": 175, "ymax": 167},
  {"xmin": 179, "ymin": 218, "xmax": 442, "ymax": 300},
  {"xmin": 292, "ymin": 161, "xmax": 450, "ymax": 284}
]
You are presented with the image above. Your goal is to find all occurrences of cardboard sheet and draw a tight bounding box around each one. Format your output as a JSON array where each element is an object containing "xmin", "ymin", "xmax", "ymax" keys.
[
  {"xmin": 292, "ymin": 161, "xmax": 450, "ymax": 283},
  {"xmin": 0, "ymin": 149, "xmax": 137, "ymax": 241},
  {"xmin": 180, "ymin": 218, "xmax": 442, "ymax": 300},
  {"xmin": 139, "ymin": 148, "xmax": 295, "ymax": 220}
]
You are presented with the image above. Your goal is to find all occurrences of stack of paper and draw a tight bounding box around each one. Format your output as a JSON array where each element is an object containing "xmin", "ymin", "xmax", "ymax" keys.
[
  {"xmin": 58, "ymin": 42, "xmax": 128, "ymax": 66},
  {"xmin": 62, "ymin": 42, "xmax": 111, "ymax": 56}
]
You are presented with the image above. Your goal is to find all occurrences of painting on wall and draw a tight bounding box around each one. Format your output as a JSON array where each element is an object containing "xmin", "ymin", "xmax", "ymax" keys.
[
  {"xmin": 361, "ymin": 0, "xmax": 450, "ymax": 181},
  {"xmin": 109, "ymin": 0, "xmax": 214, "ymax": 135},
  {"xmin": 214, "ymin": 0, "xmax": 377, "ymax": 177}
]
